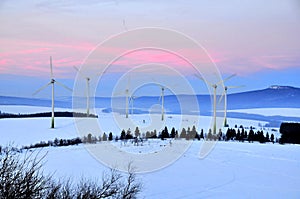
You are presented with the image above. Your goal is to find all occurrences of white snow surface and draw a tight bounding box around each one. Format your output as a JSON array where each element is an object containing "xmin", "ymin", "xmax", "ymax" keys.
[
  {"xmin": 229, "ymin": 108, "xmax": 300, "ymax": 117},
  {"xmin": 0, "ymin": 105, "xmax": 299, "ymax": 198}
]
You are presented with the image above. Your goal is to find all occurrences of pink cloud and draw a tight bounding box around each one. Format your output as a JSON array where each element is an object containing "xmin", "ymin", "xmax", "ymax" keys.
[{"xmin": 0, "ymin": 39, "xmax": 95, "ymax": 78}]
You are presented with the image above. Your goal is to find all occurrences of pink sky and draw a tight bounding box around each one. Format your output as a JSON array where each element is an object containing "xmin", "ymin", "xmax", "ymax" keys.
[{"xmin": 0, "ymin": 0, "xmax": 299, "ymax": 79}]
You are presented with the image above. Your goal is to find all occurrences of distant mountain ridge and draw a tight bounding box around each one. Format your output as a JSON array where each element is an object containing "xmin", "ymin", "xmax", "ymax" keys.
[
  {"xmin": 1, "ymin": 85, "xmax": 300, "ymax": 110},
  {"xmin": 227, "ymin": 85, "xmax": 300, "ymax": 109}
]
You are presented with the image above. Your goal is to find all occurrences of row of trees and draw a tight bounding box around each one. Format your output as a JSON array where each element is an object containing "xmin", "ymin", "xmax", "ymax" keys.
[
  {"xmin": 0, "ymin": 111, "xmax": 98, "ymax": 119},
  {"xmin": 225, "ymin": 127, "xmax": 275, "ymax": 143},
  {"xmin": 116, "ymin": 126, "xmax": 276, "ymax": 144},
  {"xmin": 21, "ymin": 123, "xmax": 293, "ymax": 152},
  {"xmin": 279, "ymin": 122, "xmax": 300, "ymax": 144}
]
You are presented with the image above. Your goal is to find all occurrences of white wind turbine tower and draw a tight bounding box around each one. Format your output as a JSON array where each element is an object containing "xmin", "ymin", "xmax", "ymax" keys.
[
  {"xmin": 195, "ymin": 74, "xmax": 236, "ymax": 134},
  {"xmin": 219, "ymin": 84, "xmax": 244, "ymax": 127},
  {"xmin": 114, "ymin": 77, "xmax": 131, "ymax": 118},
  {"xmin": 121, "ymin": 76, "xmax": 131, "ymax": 118},
  {"xmin": 157, "ymin": 85, "xmax": 165, "ymax": 121},
  {"xmin": 129, "ymin": 95, "xmax": 138, "ymax": 115},
  {"xmin": 33, "ymin": 56, "xmax": 72, "ymax": 128},
  {"xmin": 74, "ymin": 66, "xmax": 91, "ymax": 116}
]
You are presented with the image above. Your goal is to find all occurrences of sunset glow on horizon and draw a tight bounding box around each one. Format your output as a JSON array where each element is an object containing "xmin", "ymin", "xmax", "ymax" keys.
[{"xmin": 0, "ymin": 0, "xmax": 299, "ymax": 97}]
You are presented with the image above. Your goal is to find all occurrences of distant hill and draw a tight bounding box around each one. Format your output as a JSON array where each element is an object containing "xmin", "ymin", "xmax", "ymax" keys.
[
  {"xmin": 1, "ymin": 85, "xmax": 300, "ymax": 111},
  {"xmin": 227, "ymin": 85, "xmax": 300, "ymax": 109},
  {"xmin": 0, "ymin": 96, "xmax": 71, "ymax": 108}
]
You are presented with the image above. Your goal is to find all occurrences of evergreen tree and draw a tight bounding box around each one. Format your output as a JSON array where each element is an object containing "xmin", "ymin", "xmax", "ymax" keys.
[
  {"xmin": 170, "ymin": 127, "xmax": 176, "ymax": 138},
  {"xmin": 102, "ymin": 133, "xmax": 107, "ymax": 141},
  {"xmin": 218, "ymin": 129, "xmax": 222, "ymax": 141},
  {"xmin": 134, "ymin": 127, "xmax": 140, "ymax": 138},
  {"xmin": 146, "ymin": 131, "xmax": 151, "ymax": 138},
  {"xmin": 236, "ymin": 131, "xmax": 241, "ymax": 141},
  {"xmin": 162, "ymin": 126, "xmax": 169, "ymax": 139},
  {"xmin": 248, "ymin": 129, "xmax": 254, "ymax": 143},
  {"xmin": 109, "ymin": 132, "xmax": 113, "ymax": 141},
  {"xmin": 270, "ymin": 133, "xmax": 274, "ymax": 143},
  {"xmin": 200, "ymin": 129, "xmax": 204, "ymax": 140},
  {"xmin": 258, "ymin": 131, "xmax": 265, "ymax": 143},
  {"xmin": 191, "ymin": 125, "xmax": 198, "ymax": 140},
  {"xmin": 126, "ymin": 128, "xmax": 133, "ymax": 139},
  {"xmin": 226, "ymin": 128, "xmax": 231, "ymax": 141},
  {"xmin": 87, "ymin": 133, "xmax": 93, "ymax": 143},
  {"xmin": 186, "ymin": 127, "xmax": 191, "ymax": 140},
  {"xmin": 152, "ymin": 130, "xmax": 157, "ymax": 139},
  {"xmin": 120, "ymin": 129, "xmax": 126, "ymax": 140},
  {"xmin": 265, "ymin": 132, "xmax": 270, "ymax": 142},
  {"xmin": 180, "ymin": 128, "xmax": 187, "ymax": 139},
  {"xmin": 241, "ymin": 128, "xmax": 245, "ymax": 141},
  {"xmin": 54, "ymin": 138, "xmax": 59, "ymax": 146},
  {"xmin": 175, "ymin": 130, "xmax": 179, "ymax": 139},
  {"xmin": 207, "ymin": 129, "xmax": 212, "ymax": 141}
]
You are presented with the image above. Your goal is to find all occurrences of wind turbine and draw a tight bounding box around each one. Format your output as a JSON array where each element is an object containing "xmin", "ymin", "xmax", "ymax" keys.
[
  {"xmin": 114, "ymin": 76, "xmax": 131, "ymax": 118},
  {"xmin": 74, "ymin": 66, "xmax": 91, "ymax": 116},
  {"xmin": 157, "ymin": 85, "xmax": 165, "ymax": 121},
  {"xmin": 129, "ymin": 95, "xmax": 138, "ymax": 115},
  {"xmin": 118, "ymin": 76, "xmax": 131, "ymax": 118},
  {"xmin": 219, "ymin": 84, "xmax": 244, "ymax": 127},
  {"xmin": 125, "ymin": 87, "xmax": 130, "ymax": 118},
  {"xmin": 33, "ymin": 56, "xmax": 72, "ymax": 128},
  {"xmin": 195, "ymin": 74, "xmax": 236, "ymax": 134}
]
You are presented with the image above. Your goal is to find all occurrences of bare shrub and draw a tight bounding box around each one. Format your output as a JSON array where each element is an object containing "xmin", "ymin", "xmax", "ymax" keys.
[{"xmin": 0, "ymin": 146, "xmax": 142, "ymax": 199}]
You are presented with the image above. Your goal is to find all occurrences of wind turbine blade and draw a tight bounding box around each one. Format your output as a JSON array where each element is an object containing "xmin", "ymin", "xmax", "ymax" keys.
[
  {"xmin": 193, "ymin": 74, "xmax": 204, "ymax": 80},
  {"xmin": 55, "ymin": 81, "xmax": 73, "ymax": 92},
  {"xmin": 218, "ymin": 92, "xmax": 225, "ymax": 104},
  {"xmin": 50, "ymin": 56, "xmax": 53, "ymax": 79},
  {"xmin": 32, "ymin": 82, "xmax": 51, "ymax": 96},
  {"xmin": 219, "ymin": 74, "xmax": 236, "ymax": 84},
  {"xmin": 194, "ymin": 74, "xmax": 214, "ymax": 87},
  {"xmin": 128, "ymin": 96, "xmax": 132, "ymax": 103},
  {"xmin": 73, "ymin": 66, "xmax": 86, "ymax": 78}
]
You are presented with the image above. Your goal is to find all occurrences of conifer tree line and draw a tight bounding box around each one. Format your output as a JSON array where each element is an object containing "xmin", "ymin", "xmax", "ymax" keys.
[{"xmin": 18, "ymin": 122, "xmax": 300, "ymax": 152}]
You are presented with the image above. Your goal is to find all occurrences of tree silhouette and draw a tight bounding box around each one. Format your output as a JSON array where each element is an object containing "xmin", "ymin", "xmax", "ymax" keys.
[
  {"xmin": 207, "ymin": 129, "xmax": 212, "ymax": 141},
  {"xmin": 265, "ymin": 132, "xmax": 270, "ymax": 142},
  {"xmin": 270, "ymin": 133, "xmax": 275, "ymax": 143},
  {"xmin": 134, "ymin": 127, "xmax": 140, "ymax": 138},
  {"xmin": 161, "ymin": 126, "xmax": 169, "ymax": 139},
  {"xmin": 120, "ymin": 130, "xmax": 126, "ymax": 140},
  {"xmin": 170, "ymin": 127, "xmax": 176, "ymax": 138},
  {"xmin": 109, "ymin": 132, "xmax": 113, "ymax": 141},
  {"xmin": 180, "ymin": 128, "xmax": 187, "ymax": 139},
  {"xmin": 102, "ymin": 133, "xmax": 107, "ymax": 141},
  {"xmin": 200, "ymin": 129, "xmax": 204, "ymax": 140}
]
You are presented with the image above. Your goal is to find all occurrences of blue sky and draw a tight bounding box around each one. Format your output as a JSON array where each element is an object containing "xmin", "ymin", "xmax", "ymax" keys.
[{"xmin": 0, "ymin": 0, "xmax": 299, "ymax": 98}]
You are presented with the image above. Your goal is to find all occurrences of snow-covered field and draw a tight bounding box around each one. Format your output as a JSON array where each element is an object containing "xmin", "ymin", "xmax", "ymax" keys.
[
  {"xmin": 229, "ymin": 108, "xmax": 300, "ymax": 118},
  {"xmin": 0, "ymin": 105, "xmax": 299, "ymax": 198}
]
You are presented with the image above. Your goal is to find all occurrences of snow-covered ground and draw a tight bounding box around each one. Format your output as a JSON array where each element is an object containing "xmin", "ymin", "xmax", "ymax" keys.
[
  {"xmin": 0, "ymin": 105, "xmax": 299, "ymax": 198},
  {"xmin": 229, "ymin": 108, "xmax": 300, "ymax": 118},
  {"xmin": 39, "ymin": 141, "xmax": 300, "ymax": 198}
]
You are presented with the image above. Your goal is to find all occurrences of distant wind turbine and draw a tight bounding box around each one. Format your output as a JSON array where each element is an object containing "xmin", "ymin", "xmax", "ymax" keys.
[
  {"xmin": 119, "ymin": 76, "xmax": 131, "ymax": 118},
  {"xmin": 154, "ymin": 84, "xmax": 166, "ymax": 121},
  {"xmin": 219, "ymin": 84, "xmax": 244, "ymax": 127},
  {"xmin": 160, "ymin": 86, "xmax": 165, "ymax": 121},
  {"xmin": 73, "ymin": 66, "xmax": 91, "ymax": 116},
  {"xmin": 129, "ymin": 95, "xmax": 138, "ymax": 115},
  {"xmin": 33, "ymin": 56, "xmax": 72, "ymax": 128},
  {"xmin": 195, "ymin": 74, "xmax": 236, "ymax": 134}
]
